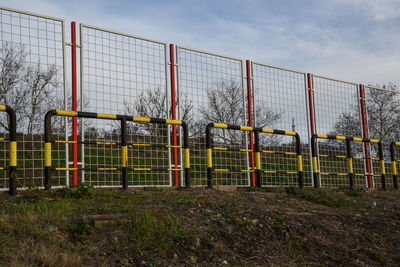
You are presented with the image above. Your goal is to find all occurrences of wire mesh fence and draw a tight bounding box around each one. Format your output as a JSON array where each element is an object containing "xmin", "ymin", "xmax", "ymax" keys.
[
  {"xmin": 0, "ymin": 6, "xmax": 67, "ymax": 190},
  {"xmin": 364, "ymin": 85, "xmax": 400, "ymax": 189},
  {"xmin": 176, "ymin": 47, "xmax": 249, "ymax": 186},
  {"xmin": 0, "ymin": 6, "xmax": 397, "ymax": 190},
  {"xmin": 252, "ymin": 63, "xmax": 311, "ymax": 187},
  {"xmin": 80, "ymin": 24, "xmax": 174, "ymax": 187},
  {"xmin": 312, "ymin": 75, "xmax": 366, "ymax": 188}
]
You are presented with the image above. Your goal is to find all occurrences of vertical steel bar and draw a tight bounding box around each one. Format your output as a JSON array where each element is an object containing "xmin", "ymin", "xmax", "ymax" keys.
[
  {"xmin": 206, "ymin": 123, "xmax": 213, "ymax": 189},
  {"xmin": 390, "ymin": 142, "xmax": 399, "ymax": 189},
  {"xmin": 182, "ymin": 122, "xmax": 190, "ymax": 187},
  {"xmin": 308, "ymin": 74, "xmax": 318, "ymax": 187},
  {"xmin": 79, "ymin": 23, "xmax": 85, "ymax": 183},
  {"xmin": 295, "ymin": 133, "xmax": 304, "ymax": 189},
  {"xmin": 5, "ymin": 106, "xmax": 17, "ymax": 195},
  {"xmin": 311, "ymin": 134, "xmax": 320, "ymax": 188},
  {"xmin": 359, "ymin": 84, "xmax": 373, "ymax": 188},
  {"xmin": 246, "ymin": 60, "xmax": 255, "ymax": 186},
  {"xmin": 62, "ymin": 20, "xmax": 69, "ymax": 187},
  {"xmin": 71, "ymin": 22, "xmax": 78, "ymax": 187},
  {"xmin": 307, "ymin": 74, "xmax": 316, "ymax": 136},
  {"xmin": 169, "ymin": 44, "xmax": 179, "ymax": 186},
  {"xmin": 346, "ymin": 138, "xmax": 354, "ymax": 190},
  {"xmin": 121, "ymin": 118, "xmax": 127, "ymax": 190},
  {"xmin": 254, "ymin": 129, "xmax": 261, "ymax": 188},
  {"xmin": 378, "ymin": 142, "xmax": 386, "ymax": 190}
]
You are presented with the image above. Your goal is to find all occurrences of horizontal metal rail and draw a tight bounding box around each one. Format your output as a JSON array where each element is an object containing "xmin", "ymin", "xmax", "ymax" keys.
[
  {"xmin": 44, "ymin": 110, "xmax": 190, "ymax": 190},
  {"xmin": 389, "ymin": 142, "xmax": 400, "ymax": 189},
  {"xmin": 254, "ymin": 128, "xmax": 303, "ymax": 188},
  {"xmin": 311, "ymin": 134, "xmax": 386, "ymax": 190},
  {"xmin": 0, "ymin": 105, "xmax": 17, "ymax": 195}
]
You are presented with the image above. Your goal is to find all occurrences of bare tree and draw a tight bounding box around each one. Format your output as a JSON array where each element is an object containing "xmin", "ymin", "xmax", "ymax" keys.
[
  {"xmin": 365, "ymin": 83, "xmax": 400, "ymax": 142},
  {"xmin": 0, "ymin": 42, "xmax": 61, "ymax": 133},
  {"xmin": 199, "ymin": 79, "xmax": 281, "ymax": 145},
  {"xmin": 330, "ymin": 83, "xmax": 399, "ymax": 157},
  {"xmin": 23, "ymin": 63, "xmax": 60, "ymax": 133},
  {"xmin": 123, "ymin": 87, "xmax": 193, "ymax": 143},
  {"xmin": 0, "ymin": 42, "xmax": 27, "ymax": 130},
  {"xmin": 332, "ymin": 83, "xmax": 399, "ymax": 142}
]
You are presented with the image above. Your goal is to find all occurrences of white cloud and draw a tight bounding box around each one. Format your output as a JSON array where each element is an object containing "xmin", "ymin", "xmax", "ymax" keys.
[
  {"xmin": 338, "ymin": 0, "xmax": 400, "ymax": 21},
  {"xmin": 0, "ymin": 0, "xmax": 398, "ymax": 86}
]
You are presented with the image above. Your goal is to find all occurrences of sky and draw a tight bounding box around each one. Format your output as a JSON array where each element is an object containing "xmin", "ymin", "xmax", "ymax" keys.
[{"xmin": 0, "ymin": 0, "xmax": 399, "ymax": 86}]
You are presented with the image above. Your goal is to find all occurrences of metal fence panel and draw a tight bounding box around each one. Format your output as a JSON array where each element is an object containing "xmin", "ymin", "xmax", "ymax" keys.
[
  {"xmin": 0, "ymin": 6, "xmax": 67, "ymax": 190},
  {"xmin": 80, "ymin": 24, "xmax": 173, "ymax": 187},
  {"xmin": 312, "ymin": 76, "xmax": 366, "ymax": 188},
  {"xmin": 364, "ymin": 85, "xmax": 399, "ymax": 189},
  {"xmin": 252, "ymin": 63, "xmax": 311, "ymax": 187},
  {"xmin": 176, "ymin": 47, "xmax": 249, "ymax": 186}
]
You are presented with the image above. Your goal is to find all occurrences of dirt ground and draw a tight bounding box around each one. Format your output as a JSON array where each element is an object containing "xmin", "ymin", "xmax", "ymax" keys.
[{"xmin": 0, "ymin": 187, "xmax": 399, "ymax": 266}]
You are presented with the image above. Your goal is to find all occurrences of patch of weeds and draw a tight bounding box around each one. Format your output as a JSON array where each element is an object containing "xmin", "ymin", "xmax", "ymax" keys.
[
  {"xmin": 55, "ymin": 187, "xmax": 75, "ymax": 198},
  {"xmin": 75, "ymin": 183, "xmax": 94, "ymax": 198},
  {"xmin": 143, "ymin": 187, "xmax": 164, "ymax": 192},
  {"xmin": 248, "ymin": 187, "xmax": 287, "ymax": 193},
  {"xmin": 363, "ymin": 248, "xmax": 384, "ymax": 263},
  {"xmin": 68, "ymin": 218, "xmax": 95, "ymax": 242},
  {"xmin": 231, "ymin": 215, "xmax": 255, "ymax": 232},
  {"xmin": 345, "ymin": 188, "xmax": 366, "ymax": 197},
  {"xmin": 311, "ymin": 221, "xmax": 323, "ymax": 229},
  {"xmin": 176, "ymin": 198, "xmax": 201, "ymax": 206},
  {"xmin": 362, "ymin": 232, "xmax": 381, "ymax": 246},
  {"xmin": 56, "ymin": 183, "xmax": 94, "ymax": 199},
  {"xmin": 271, "ymin": 211, "xmax": 287, "ymax": 235},
  {"xmin": 124, "ymin": 212, "xmax": 193, "ymax": 263},
  {"xmin": 285, "ymin": 188, "xmax": 359, "ymax": 210},
  {"xmin": 22, "ymin": 187, "xmax": 50, "ymax": 201}
]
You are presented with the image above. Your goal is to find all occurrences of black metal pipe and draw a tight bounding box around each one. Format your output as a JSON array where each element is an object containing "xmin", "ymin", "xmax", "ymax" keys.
[
  {"xmin": 5, "ymin": 106, "xmax": 17, "ymax": 196},
  {"xmin": 346, "ymin": 138, "xmax": 354, "ymax": 190},
  {"xmin": 206, "ymin": 123, "xmax": 213, "ymax": 189},
  {"xmin": 378, "ymin": 142, "xmax": 386, "ymax": 190},
  {"xmin": 390, "ymin": 142, "xmax": 398, "ymax": 189}
]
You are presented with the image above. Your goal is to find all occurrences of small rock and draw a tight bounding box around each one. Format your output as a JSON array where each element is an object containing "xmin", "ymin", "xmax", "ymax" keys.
[
  {"xmin": 205, "ymin": 209, "xmax": 212, "ymax": 213},
  {"xmin": 190, "ymin": 255, "xmax": 197, "ymax": 263},
  {"xmin": 195, "ymin": 237, "xmax": 201, "ymax": 248},
  {"xmin": 371, "ymin": 201, "xmax": 376, "ymax": 207},
  {"xmin": 222, "ymin": 260, "xmax": 228, "ymax": 265},
  {"xmin": 46, "ymin": 225, "xmax": 58, "ymax": 232},
  {"xmin": 252, "ymin": 219, "xmax": 259, "ymax": 224}
]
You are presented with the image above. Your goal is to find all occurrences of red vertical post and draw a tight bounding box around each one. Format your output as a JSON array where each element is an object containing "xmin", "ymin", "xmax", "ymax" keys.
[
  {"xmin": 307, "ymin": 73, "xmax": 315, "ymax": 136},
  {"xmin": 246, "ymin": 60, "xmax": 255, "ymax": 187},
  {"xmin": 359, "ymin": 84, "xmax": 373, "ymax": 188},
  {"xmin": 71, "ymin": 22, "xmax": 78, "ymax": 187},
  {"xmin": 169, "ymin": 44, "xmax": 179, "ymax": 186}
]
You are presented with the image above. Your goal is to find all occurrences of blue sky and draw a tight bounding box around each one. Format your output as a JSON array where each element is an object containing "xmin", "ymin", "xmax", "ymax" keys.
[{"xmin": 1, "ymin": 0, "xmax": 399, "ymax": 85}]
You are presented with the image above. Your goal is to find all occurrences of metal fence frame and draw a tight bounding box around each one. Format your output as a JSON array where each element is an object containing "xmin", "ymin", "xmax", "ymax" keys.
[
  {"xmin": 312, "ymin": 134, "xmax": 386, "ymax": 189},
  {"xmin": 79, "ymin": 24, "xmax": 173, "ymax": 187},
  {"xmin": 44, "ymin": 109, "xmax": 190, "ymax": 189},
  {"xmin": 176, "ymin": 46, "xmax": 248, "ymax": 186},
  {"xmin": 251, "ymin": 62, "xmax": 311, "ymax": 187},
  {"xmin": 206, "ymin": 123, "xmax": 253, "ymax": 189},
  {"xmin": 0, "ymin": 6, "xmax": 68, "ymax": 190},
  {"xmin": 0, "ymin": 105, "xmax": 17, "ymax": 195},
  {"xmin": 0, "ymin": 6, "xmax": 398, "ymax": 191},
  {"xmin": 254, "ymin": 128, "xmax": 303, "ymax": 188},
  {"xmin": 311, "ymin": 75, "xmax": 368, "ymax": 188},
  {"xmin": 390, "ymin": 142, "xmax": 400, "ymax": 189}
]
